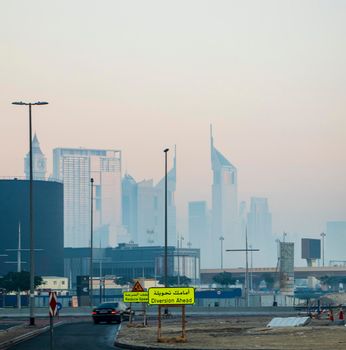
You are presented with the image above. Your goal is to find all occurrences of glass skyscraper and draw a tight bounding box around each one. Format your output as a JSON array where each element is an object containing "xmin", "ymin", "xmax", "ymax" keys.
[
  {"xmin": 247, "ymin": 197, "xmax": 274, "ymax": 267},
  {"xmin": 53, "ymin": 148, "xmax": 122, "ymax": 248},
  {"xmin": 210, "ymin": 126, "xmax": 239, "ymax": 268}
]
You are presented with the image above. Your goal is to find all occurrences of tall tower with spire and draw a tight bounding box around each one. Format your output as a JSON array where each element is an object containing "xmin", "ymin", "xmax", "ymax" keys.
[
  {"xmin": 210, "ymin": 126, "xmax": 239, "ymax": 267},
  {"xmin": 24, "ymin": 134, "xmax": 47, "ymax": 180}
]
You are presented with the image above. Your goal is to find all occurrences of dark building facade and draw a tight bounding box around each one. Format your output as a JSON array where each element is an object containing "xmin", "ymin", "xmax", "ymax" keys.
[
  {"xmin": 64, "ymin": 243, "xmax": 200, "ymax": 288},
  {"xmin": 0, "ymin": 179, "xmax": 64, "ymax": 276}
]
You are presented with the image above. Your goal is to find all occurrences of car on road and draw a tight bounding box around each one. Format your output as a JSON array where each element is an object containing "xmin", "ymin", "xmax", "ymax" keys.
[{"xmin": 92, "ymin": 301, "xmax": 134, "ymax": 324}]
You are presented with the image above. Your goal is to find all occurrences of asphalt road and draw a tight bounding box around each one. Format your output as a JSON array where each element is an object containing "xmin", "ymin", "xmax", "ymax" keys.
[
  {"xmin": 9, "ymin": 321, "xmax": 122, "ymax": 350},
  {"xmin": 0, "ymin": 323, "xmax": 21, "ymax": 330}
]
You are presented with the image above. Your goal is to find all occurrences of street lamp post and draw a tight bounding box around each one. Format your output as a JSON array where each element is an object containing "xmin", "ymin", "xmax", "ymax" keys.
[
  {"xmin": 321, "ymin": 232, "xmax": 326, "ymax": 267},
  {"xmin": 90, "ymin": 178, "xmax": 94, "ymax": 307},
  {"xmin": 219, "ymin": 236, "xmax": 224, "ymax": 269},
  {"xmin": 12, "ymin": 101, "xmax": 48, "ymax": 326},
  {"xmin": 249, "ymin": 244, "xmax": 253, "ymax": 292},
  {"xmin": 163, "ymin": 148, "xmax": 169, "ymax": 316},
  {"xmin": 163, "ymin": 149, "xmax": 169, "ymax": 288},
  {"xmin": 177, "ymin": 235, "xmax": 180, "ymax": 286}
]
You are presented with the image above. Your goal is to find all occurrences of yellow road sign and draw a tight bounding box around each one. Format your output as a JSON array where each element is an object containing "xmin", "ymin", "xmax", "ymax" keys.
[
  {"xmin": 123, "ymin": 291, "xmax": 149, "ymax": 303},
  {"xmin": 148, "ymin": 287, "xmax": 195, "ymax": 305}
]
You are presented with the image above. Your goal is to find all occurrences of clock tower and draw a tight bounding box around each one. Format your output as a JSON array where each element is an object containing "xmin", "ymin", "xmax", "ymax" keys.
[{"xmin": 24, "ymin": 134, "xmax": 47, "ymax": 180}]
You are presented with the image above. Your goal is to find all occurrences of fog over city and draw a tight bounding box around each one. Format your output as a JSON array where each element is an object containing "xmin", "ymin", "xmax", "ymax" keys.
[{"xmin": 1, "ymin": 1, "xmax": 345, "ymax": 267}]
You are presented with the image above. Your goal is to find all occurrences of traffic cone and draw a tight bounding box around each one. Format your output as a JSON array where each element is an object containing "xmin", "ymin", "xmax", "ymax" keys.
[
  {"xmin": 338, "ymin": 308, "xmax": 344, "ymax": 320},
  {"xmin": 328, "ymin": 309, "xmax": 334, "ymax": 322}
]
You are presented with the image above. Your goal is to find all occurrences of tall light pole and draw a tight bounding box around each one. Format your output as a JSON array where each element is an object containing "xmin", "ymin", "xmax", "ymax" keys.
[
  {"xmin": 163, "ymin": 149, "xmax": 169, "ymax": 288},
  {"xmin": 321, "ymin": 232, "xmax": 326, "ymax": 267},
  {"xmin": 163, "ymin": 148, "xmax": 169, "ymax": 316},
  {"xmin": 12, "ymin": 101, "xmax": 48, "ymax": 326},
  {"xmin": 245, "ymin": 227, "xmax": 249, "ymax": 306},
  {"xmin": 219, "ymin": 236, "xmax": 224, "ymax": 269},
  {"xmin": 90, "ymin": 178, "xmax": 94, "ymax": 307},
  {"xmin": 249, "ymin": 244, "xmax": 253, "ymax": 292}
]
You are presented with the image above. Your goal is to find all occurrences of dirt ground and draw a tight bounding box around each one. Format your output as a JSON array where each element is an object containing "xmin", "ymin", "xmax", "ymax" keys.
[{"xmin": 117, "ymin": 316, "xmax": 346, "ymax": 349}]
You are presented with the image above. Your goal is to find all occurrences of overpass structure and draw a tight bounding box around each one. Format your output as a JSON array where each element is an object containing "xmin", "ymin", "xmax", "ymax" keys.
[{"xmin": 201, "ymin": 266, "xmax": 346, "ymax": 284}]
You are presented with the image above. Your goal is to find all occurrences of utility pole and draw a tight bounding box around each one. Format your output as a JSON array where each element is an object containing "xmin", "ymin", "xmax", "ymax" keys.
[
  {"xmin": 245, "ymin": 227, "xmax": 249, "ymax": 306},
  {"xmin": 12, "ymin": 100, "xmax": 48, "ymax": 325},
  {"xmin": 163, "ymin": 149, "xmax": 169, "ymax": 288},
  {"xmin": 249, "ymin": 244, "xmax": 253, "ymax": 292},
  {"xmin": 90, "ymin": 178, "xmax": 94, "ymax": 307},
  {"xmin": 177, "ymin": 235, "xmax": 180, "ymax": 286},
  {"xmin": 163, "ymin": 148, "xmax": 169, "ymax": 316},
  {"xmin": 226, "ymin": 227, "xmax": 259, "ymax": 307}
]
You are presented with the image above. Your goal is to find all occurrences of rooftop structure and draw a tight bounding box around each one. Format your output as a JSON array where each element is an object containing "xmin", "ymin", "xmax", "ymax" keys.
[{"xmin": 24, "ymin": 134, "xmax": 47, "ymax": 180}]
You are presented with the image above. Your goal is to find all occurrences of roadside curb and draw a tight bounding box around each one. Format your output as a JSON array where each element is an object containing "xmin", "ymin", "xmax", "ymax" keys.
[
  {"xmin": 113, "ymin": 341, "xmax": 266, "ymax": 350},
  {"xmin": 114, "ymin": 340, "xmax": 279, "ymax": 350},
  {"xmin": 0, "ymin": 321, "xmax": 64, "ymax": 350}
]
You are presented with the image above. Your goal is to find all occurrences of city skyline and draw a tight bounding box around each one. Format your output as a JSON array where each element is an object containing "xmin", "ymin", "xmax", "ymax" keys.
[
  {"xmin": 1, "ymin": 1, "xmax": 345, "ymax": 246},
  {"xmin": 15, "ymin": 131, "xmax": 342, "ymax": 267}
]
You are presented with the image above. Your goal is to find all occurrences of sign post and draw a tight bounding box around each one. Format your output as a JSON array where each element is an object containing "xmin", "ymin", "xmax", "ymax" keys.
[
  {"xmin": 148, "ymin": 287, "xmax": 195, "ymax": 342},
  {"xmin": 49, "ymin": 291, "xmax": 58, "ymax": 350},
  {"xmin": 122, "ymin": 281, "xmax": 148, "ymax": 325}
]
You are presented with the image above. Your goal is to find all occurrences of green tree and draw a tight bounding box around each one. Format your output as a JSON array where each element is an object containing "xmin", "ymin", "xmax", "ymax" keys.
[
  {"xmin": 212, "ymin": 272, "xmax": 235, "ymax": 287},
  {"xmin": 261, "ymin": 273, "xmax": 275, "ymax": 290},
  {"xmin": 0, "ymin": 271, "xmax": 43, "ymax": 292},
  {"xmin": 320, "ymin": 275, "xmax": 346, "ymax": 291},
  {"xmin": 116, "ymin": 276, "xmax": 133, "ymax": 286}
]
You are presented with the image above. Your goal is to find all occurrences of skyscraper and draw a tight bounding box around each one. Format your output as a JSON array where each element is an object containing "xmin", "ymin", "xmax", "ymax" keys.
[
  {"xmin": 137, "ymin": 179, "xmax": 156, "ymax": 246},
  {"xmin": 188, "ymin": 201, "xmax": 209, "ymax": 267},
  {"xmin": 325, "ymin": 221, "xmax": 346, "ymax": 266},
  {"xmin": 122, "ymin": 173, "xmax": 138, "ymax": 243},
  {"xmin": 247, "ymin": 197, "xmax": 274, "ymax": 267},
  {"xmin": 210, "ymin": 126, "xmax": 239, "ymax": 267},
  {"xmin": 53, "ymin": 148, "xmax": 122, "ymax": 248},
  {"xmin": 24, "ymin": 134, "xmax": 47, "ymax": 180},
  {"xmin": 136, "ymin": 149, "xmax": 177, "ymax": 247}
]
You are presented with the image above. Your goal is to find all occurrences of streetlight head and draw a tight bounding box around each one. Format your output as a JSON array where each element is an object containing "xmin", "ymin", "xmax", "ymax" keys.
[
  {"xmin": 12, "ymin": 101, "xmax": 48, "ymax": 106},
  {"xmin": 33, "ymin": 102, "xmax": 49, "ymax": 105},
  {"xmin": 164, "ymin": 148, "xmax": 169, "ymax": 153},
  {"xmin": 12, "ymin": 101, "xmax": 27, "ymax": 105}
]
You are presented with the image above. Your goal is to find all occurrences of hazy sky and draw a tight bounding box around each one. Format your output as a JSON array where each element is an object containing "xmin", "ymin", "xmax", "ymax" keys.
[{"xmin": 1, "ymin": 1, "xmax": 345, "ymax": 242}]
